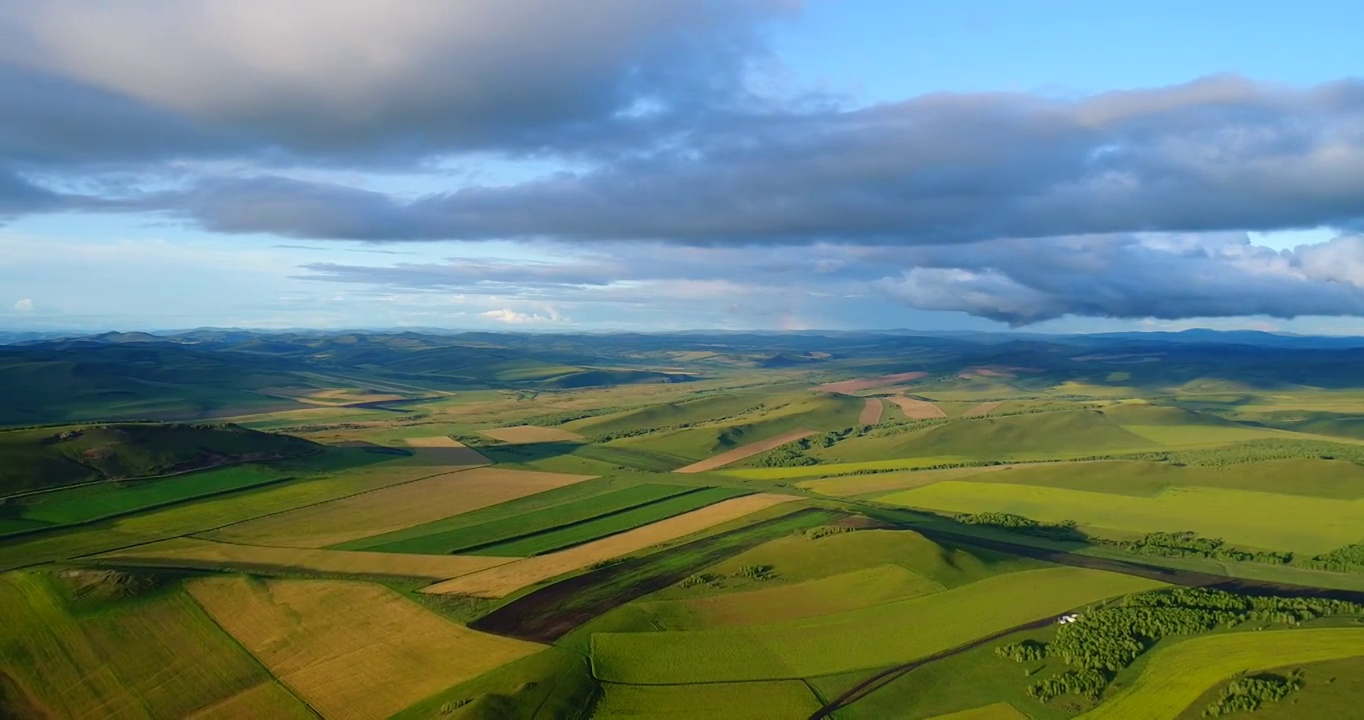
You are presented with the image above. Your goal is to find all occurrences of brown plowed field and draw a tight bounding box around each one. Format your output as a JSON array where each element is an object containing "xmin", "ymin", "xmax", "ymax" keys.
[
  {"xmin": 889, "ymin": 397, "xmax": 946, "ymax": 419},
  {"xmin": 963, "ymin": 401, "xmax": 1004, "ymax": 416},
  {"xmin": 480, "ymin": 425, "xmax": 586, "ymax": 444},
  {"xmin": 815, "ymin": 371, "xmax": 928, "ymax": 394},
  {"xmin": 420, "ymin": 493, "xmax": 801, "ymax": 598},
  {"xmin": 95, "ymin": 538, "xmax": 511, "ymax": 580},
  {"xmin": 203, "ymin": 467, "xmax": 596, "ymax": 548},
  {"xmin": 673, "ymin": 430, "xmax": 816, "ymax": 473},
  {"xmin": 858, "ymin": 398, "xmax": 885, "ymax": 425},
  {"xmin": 188, "ymin": 578, "xmax": 540, "ymax": 720}
]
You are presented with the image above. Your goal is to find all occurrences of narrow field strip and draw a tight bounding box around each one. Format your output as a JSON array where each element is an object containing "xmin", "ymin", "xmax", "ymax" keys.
[
  {"xmin": 590, "ymin": 567, "xmax": 1163, "ymax": 684},
  {"xmin": 186, "ymin": 681, "xmax": 315, "ymax": 720},
  {"xmin": 468, "ymin": 486, "xmax": 752, "ymax": 557},
  {"xmin": 962, "ymin": 401, "xmax": 1004, "ymax": 417},
  {"xmin": 859, "ymin": 398, "xmax": 885, "ymax": 425},
  {"xmin": 357, "ymin": 483, "xmax": 701, "ymax": 555},
  {"xmin": 480, "ymin": 425, "xmax": 586, "ymax": 444},
  {"xmin": 724, "ymin": 456, "xmax": 971, "ymax": 482},
  {"xmin": 1077, "ymin": 628, "xmax": 1364, "ymax": 720},
  {"xmin": 188, "ymin": 577, "xmax": 542, "ymax": 720},
  {"xmin": 816, "ymin": 372, "xmax": 928, "ymax": 394},
  {"xmin": 889, "ymin": 397, "xmax": 947, "ymax": 419},
  {"xmin": 91, "ymin": 537, "xmax": 512, "ymax": 580},
  {"xmin": 674, "ymin": 430, "xmax": 817, "ymax": 473},
  {"xmin": 421, "ymin": 493, "xmax": 802, "ymax": 598},
  {"xmin": 202, "ymin": 467, "xmax": 596, "ymax": 548}
]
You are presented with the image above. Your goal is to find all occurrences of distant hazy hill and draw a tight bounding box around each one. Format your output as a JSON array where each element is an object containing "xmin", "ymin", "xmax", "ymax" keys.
[{"xmin": 0, "ymin": 423, "xmax": 317, "ymax": 495}]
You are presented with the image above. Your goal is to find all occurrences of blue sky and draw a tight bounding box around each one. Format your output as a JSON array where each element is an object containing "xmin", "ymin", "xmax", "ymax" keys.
[{"xmin": 2, "ymin": 1, "xmax": 1364, "ymax": 334}]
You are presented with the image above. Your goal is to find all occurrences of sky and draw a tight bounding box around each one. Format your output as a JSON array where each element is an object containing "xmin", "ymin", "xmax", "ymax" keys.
[{"xmin": 3, "ymin": 1, "xmax": 1364, "ymax": 334}]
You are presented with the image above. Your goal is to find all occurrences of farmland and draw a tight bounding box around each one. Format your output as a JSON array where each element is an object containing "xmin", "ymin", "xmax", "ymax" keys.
[{"xmin": 9, "ymin": 329, "xmax": 1364, "ymax": 718}]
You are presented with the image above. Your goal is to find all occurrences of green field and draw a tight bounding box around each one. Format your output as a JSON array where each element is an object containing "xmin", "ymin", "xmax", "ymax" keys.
[
  {"xmin": 591, "ymin": 567, "xmax": 1163, "ymax": 683},
  {"xmin": 1080, "ymin": 629, "xmax": 1364, "ymax": 720},
  {"xmin": 881, "ymin": 481, "xmax": 1364, "ymax": 554},
  {"xmin": 592, "ymin": 680, "xmax": 823, "ymax": 719},
  {"xmin": 468, "ymin": 486, "xmax": 752, "ymax": 556},
  {"xmin": 0, "ymin": 465, "xmax": 290, "ymax": 536},
  {"xmin": 719, "ymin": 455, "xmax": 970, "ymax": 480}
]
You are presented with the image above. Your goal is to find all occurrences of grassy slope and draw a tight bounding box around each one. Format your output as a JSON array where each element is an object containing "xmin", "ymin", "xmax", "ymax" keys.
[
  {"xmin": 1174, "ymin": 655, "xmax": 1364, "ymax": 720},
  {"xmin": 591, "ymin": 567, "xmax": 1163, "ymax": 683},
  {"xmin": 0, "ymin": 571, "xmax": 281, "ymax": 719},
  {"xmin": 0, "ymin": 422, "xmax": 315, "ymax": 494},
  {"xmin": 592, "ymin": 681, "xmax": 822, "ymax": 719}
]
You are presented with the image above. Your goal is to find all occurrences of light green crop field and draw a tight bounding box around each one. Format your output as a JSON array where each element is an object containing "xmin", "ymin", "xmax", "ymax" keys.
[
  {"xmin": 0, "ymin": 571, "xmax": 282, "ymax": 719},
  {"xmin": 1173, "ymin": 655, "xmax": 1364, "ymax": 720},
  {"xmin": 1079, "ymin": 629, "xmax": 1364, "ymax": 720},
  {"xmin": 591, "ymin": 567, "xmax": 1163, "ymax": 683},
  {"xmin": 1119, "ymin": 423, "xmax": 1284, "ymax": 446},
  {"xmin": 470, "ymin": 486, "xmax": 751, "ymax": 556},
  {"xmin": 881, "ymin": 481, "xmax": 1364, "ymax": 554},
  {"xmin": 592, "ymin": 680, "xmax": 823, "ymax": 719},
  {"xmin": 928, "ymin": 703, "xmax": 1032, "ymax": 720}
]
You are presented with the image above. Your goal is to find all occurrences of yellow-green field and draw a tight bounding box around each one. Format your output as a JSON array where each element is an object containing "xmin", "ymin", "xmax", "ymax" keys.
[
  {"xmin": 188, "ymin": 577, "xmax": 542, "ymax": 720},
  {"xmin": 592, "ymin": 680, "xmax": 823, "ymax": 719},
  {"xmin": 1079, "ymin": 629, "xmax": 1364, "ymax": 720},
  {"xmin": 720, "ymin": 455, "xmax": 968, "ymax": 480},
  {"xmin": 881, "ymin": 481, "xmax": 1364, "ymax": 553}
]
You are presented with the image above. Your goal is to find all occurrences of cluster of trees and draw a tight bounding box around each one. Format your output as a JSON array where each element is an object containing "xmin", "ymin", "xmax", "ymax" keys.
[
  {"xmin": 998, "ymin": 588, "xmax": 1361, "ymax": 702},
  {"xmin": 1302, "ymin": 543, "xmax": 1364, "ymax": 573},
  {"xmin": 752, "ymin": 444, "xmax": 819, "ymax": 467},
  {"xmin": 1027, "ymin": 669, "xmax": 1108, "ymax": 702},
  {"xmin": 734, "ymin": 564, "xmax": 777, "ymax": 581},
  {"xmin": 1103, "ymin": 531, "xmax": 1293, "ymax": 565},
  {"xmin": 954, "ymin": 513, "xmax": 1087, "ymax": 542},
  {"xmin": 1116, "ymin": 438, "xmax": 1364, "ymax": 468},
  {"xmin": 677, "ymin": 572, "xmax": 723, "ymax": 589},
  {"xmin": 802, "ymin": 525, "xmax": 858, "ymax": 540},
  {"xmin": 587, "ymin": 404, "xmax": 769, "ymax": 442},
  {"xmin": 1204, "ymin": 671, "xmax": 1304, "ymax": 717},
  {"xmin": 524, "ymin": 407, "xmax": 622, "ymax": 427}
]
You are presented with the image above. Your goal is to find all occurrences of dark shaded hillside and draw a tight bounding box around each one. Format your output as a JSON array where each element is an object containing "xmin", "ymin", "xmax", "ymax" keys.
[{"xmin": 0, "ymin": 423, "xmax": 318, "ymax": 495}]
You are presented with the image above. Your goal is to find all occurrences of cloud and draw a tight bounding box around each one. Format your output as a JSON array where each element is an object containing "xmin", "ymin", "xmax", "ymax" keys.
[
  {"xmin": 13, "ymin": 299, "xmax": 34, "ymax": 312},
  {"xmin": 873, "ymin": 233, "xmax": 1364, "ymax": 324},
  {"xmin": 480, "ymin": 308, "xmax": 560, "ymax": 324},
  {"xmin": 137, "ymin": 76, "xmax": 1364, "ymax": 243},
  {"xmin": 0, "ymin": 0, "xmax": 794, "ymax": 162}
]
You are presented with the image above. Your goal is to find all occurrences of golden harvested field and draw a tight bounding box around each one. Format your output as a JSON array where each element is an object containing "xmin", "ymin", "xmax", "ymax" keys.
[
  {"xmin": 859, "ymin": 397, "xmax": 885, "ymax": 425},
  {"xmin": 188, "ymin": 577, "xmax": 541, "ymax": 720},
  {"xmin": 962, "ymin": 401, "xmax": 1004, "ymax": 416},
  {"xmin": 674, "ymin": 430, "xmax": 817, "ymax": 473},
  {"xmin": 480, "ymin": 425, "xmax": 586, "ymax": 444},
  {"xmin": 404, "ymin": 435, "xmax": 491, "ymax": 464},
  {"xmin": 204, "ymin": 467, "xmax": 596, "ymax": 548},
  {"xmin": 815, "ymin": 371, "xmax": 928, "ymax": 394},
  {"xmin": 422, "ymin": 493, "xmax": 801, "ymax": 597},
  {"xmin": 889, "ymin": 396, "xmax": 947, "ymax": 419},
  {"xmin": 186, "ymin": 681, "xmax": 314, "ymax": 720},
  {"xmin": 94, "ymin": 537, "xmax": 512, "ymax": 580}
]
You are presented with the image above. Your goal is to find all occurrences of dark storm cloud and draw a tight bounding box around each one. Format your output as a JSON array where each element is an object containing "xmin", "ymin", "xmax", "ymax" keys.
[
  {"xmin": 143, "ymin": 76, "xmax": 1364, "ymax": 243},
  {"xmin": 873, "ymin": 233, "xmax": 1364, "ymax": 324},
  {"xmin": 0, "ymin": 0, "xmax": 794, "ymax": 164}
]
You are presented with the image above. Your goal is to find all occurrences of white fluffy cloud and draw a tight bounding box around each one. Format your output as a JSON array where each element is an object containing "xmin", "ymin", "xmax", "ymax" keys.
[{"xmin": 13, "ymin": 299, "xmax": 34, "ymax": 312}]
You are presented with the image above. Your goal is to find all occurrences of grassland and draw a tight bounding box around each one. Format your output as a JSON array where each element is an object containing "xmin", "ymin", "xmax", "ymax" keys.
[
  {"xmin": 591, "ymin": 567, "xmax": 1163, "ymax": 683},
  {"xmin": 592, "ymin": 680, "xmax": 823, "ymax": 719},
  {"xmin": 0, "ymin": 571, "xmax": 277, "ymax": 719},
  {"xmin": 722, "ymin": 455, "xmax": 970, "ymax": 480},
  {"xmin": 1079, "ymin": 629, "xmax": 1364, "ymax": 720},
  {"xmin": 881, "ymin": 481, "xmax": 1364, "ymax": 554},
  {"xmin": 203, "ymin": 467, "xmax": 596, "ymax": 548},
  {"xmin": 188, "ymin": 576, "xmax": 541, "ymax": 720},
  {"xmin": 930, "ymin": 704, "xmax": 1031, "ymax": 720},
  {"xmin": 92, "ymin": 537, "xmax": 511, "ymax": 580},
  {"xmin": 422, "ymin": 493, "xmax": 801, "ymax": 597},
  {"xmin": 1174, "ymin": 655, "xmax": 1364, "ymax": 720}
]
